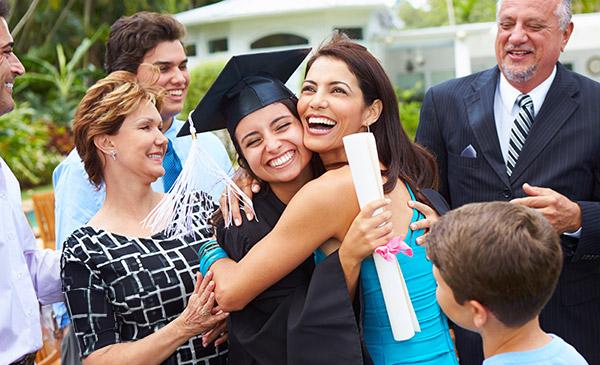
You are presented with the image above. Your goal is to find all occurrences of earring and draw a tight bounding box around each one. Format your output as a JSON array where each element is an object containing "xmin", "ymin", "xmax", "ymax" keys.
[
  {"xmin": 366, "ymin": 124, "xmax": 371, "ymax": 133},
  {"xmin": 110, "ymin": 150, "xmax": 117, "ymax": 160}
]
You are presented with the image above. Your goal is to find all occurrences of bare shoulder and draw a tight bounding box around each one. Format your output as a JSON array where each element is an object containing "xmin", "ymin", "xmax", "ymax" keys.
[{"xmin": 296, "ymin": 166, "xmax": 356, "ymax": 204}]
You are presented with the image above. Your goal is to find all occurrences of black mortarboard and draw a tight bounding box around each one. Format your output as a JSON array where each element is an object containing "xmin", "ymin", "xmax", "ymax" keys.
[{"xmin": 178, "ymin": 48, "xmax": 311, "ymax": 138}]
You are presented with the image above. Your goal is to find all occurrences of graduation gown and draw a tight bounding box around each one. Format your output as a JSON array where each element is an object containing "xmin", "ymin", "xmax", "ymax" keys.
[{"xmin": 216, "ymin": 186, "xmax": 371, "ymax": 365}]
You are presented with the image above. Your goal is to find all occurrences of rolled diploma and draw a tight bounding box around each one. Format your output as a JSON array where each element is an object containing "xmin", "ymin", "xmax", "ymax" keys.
[{"xmin": 343, "ymin": 132, "xmax": 420, "ymax": 341}]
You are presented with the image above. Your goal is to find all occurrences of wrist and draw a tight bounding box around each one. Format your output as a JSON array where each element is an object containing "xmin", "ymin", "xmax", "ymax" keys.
[
  {"xmin": 568, "ymin": 201, "xmax": 582, "ymax": 233},
  {"xmin": 338, "ymin": 246, "xmax": 363, "ymax": 270},
  {"xmin": 198, "ymin": 239, "xmax": 229, "ymax": 275},
  {"xmin": 166, "ymin": 317, "xmax": 193, "ymax": 345}
]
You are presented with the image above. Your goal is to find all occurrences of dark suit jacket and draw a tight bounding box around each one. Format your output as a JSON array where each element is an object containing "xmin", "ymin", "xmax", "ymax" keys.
[{"xmin": 416, "ymin": 63, "xmax": 600, "ymax": 364}]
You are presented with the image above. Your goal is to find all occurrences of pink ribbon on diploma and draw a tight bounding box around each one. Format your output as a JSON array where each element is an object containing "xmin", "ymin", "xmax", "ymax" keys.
[{"xmin": 375, "ymin": 236, "xmax": 413, "ymax": 261}]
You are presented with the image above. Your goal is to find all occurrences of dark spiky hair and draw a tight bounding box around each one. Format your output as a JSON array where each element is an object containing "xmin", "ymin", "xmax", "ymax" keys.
[{"xmin": 0, "ymin": 0, "xmax": 10, "ymax": 19}]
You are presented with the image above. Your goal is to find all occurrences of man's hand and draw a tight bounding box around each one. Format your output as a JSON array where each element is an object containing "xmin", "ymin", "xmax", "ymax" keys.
[
  {"xmin": 511, "ymin": 183, "xmax": 582, "ymax": 234},
  {"xmin": 219, "ymin": 168, "xmax": 260, "ymax": 226},
  {"xmin": 408, "ymin": 200, "xmax": 439, "ymax": 245}
]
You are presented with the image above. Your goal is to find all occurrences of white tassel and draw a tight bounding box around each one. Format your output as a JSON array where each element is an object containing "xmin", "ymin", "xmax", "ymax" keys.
[{"xmin": 142, "ymin": 115, "xmax": 256, "ymax": 237}]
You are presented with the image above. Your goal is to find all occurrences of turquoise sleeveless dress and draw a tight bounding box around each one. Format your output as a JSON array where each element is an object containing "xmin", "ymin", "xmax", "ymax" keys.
[{"xmin": 317, "ymin": 183, "xmax": 457, "ymax": 365}]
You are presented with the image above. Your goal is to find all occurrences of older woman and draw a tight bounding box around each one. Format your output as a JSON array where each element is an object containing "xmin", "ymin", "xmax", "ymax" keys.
[{"xmin": 60, "ymin": 70, "xmax": 228, "ymax": 365}]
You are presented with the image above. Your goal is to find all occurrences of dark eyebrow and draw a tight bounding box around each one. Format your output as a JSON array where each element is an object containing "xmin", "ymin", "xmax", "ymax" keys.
[
  {"xmin": 330, "ymin": 81, "xmax": 352, "ymax": 90},
  {"xmin": 153, "ymin": 58, "xmax": 188, "ymax": 67},
  {"xmin": 240, "ymin": 115, "xmax": 289, "ymax": 144},
  {"xmin": 302, "ymin": 79, "xmax": 352, "ymax": 90},
  {"xmin": 269, "ymin": 115, "xmax": 290, "ymax": 127},
  {"xmin": 240, "ymin": 131, "xmax": 259, "ymax": 144}
]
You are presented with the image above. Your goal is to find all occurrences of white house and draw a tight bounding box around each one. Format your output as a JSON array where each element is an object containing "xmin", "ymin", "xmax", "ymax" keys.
[
  {"xmin": 176, "ymin": 1, "xmax": 600, "ymax": 93},
  {"xmin": 175, "ymin": 0, "xmax": 398, "ymax": 89},
  {"xmin": 383, "ymin": 11, "xmax": 600, "ymax": 93}
]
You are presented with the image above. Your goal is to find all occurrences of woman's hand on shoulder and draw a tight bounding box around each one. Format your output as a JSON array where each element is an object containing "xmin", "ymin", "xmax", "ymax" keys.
[
  {"xmin": 219, "ymin": 167, "xmax": 260, "ymax": 226},
  {"xmin": 172, "ymin": 271, "xmax": 229, "ymax": 339},
  {"xmin": 339, "ymin": 198, "xmax": 394, "ymax": 264}
]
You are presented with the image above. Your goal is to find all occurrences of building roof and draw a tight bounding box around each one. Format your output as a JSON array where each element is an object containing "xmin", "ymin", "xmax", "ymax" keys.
[{"xmin": 176, "ymin": 0, "xmax": 396, "ymax": 26}]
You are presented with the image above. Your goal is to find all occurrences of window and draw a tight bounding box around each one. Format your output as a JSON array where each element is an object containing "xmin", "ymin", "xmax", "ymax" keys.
[
  {"xmin": 334, "ymin": 27, "xmax": 363, "ymax": 40},
  {"xmin": 396, "ymin": 72, "xmax": 425, "ymax": 94},
  {"xmin": 185, "ymin": 44, "xmax": 197, "ymax": 57},
  {"xmin": 250, "ymin": 33, "xmax": 309, "ymax": 49},
  {"xmin": 208, "ymin": 38, "xmax": 228, "ymax": 53}
]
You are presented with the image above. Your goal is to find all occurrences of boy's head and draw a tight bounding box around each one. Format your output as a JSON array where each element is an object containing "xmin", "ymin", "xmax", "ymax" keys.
[
  {"xmin": 105, "ymin": 12, "xmax": 189, "ymax": 125},
  {"xmin": 427, "ymin": 202, "xmax": 562, "ymax": 331}
]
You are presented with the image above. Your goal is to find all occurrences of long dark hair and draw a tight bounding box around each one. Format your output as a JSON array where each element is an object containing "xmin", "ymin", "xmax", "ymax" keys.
[{"xmin": 305, "ymin": 33, "xmax": 438, "ymax": 193}]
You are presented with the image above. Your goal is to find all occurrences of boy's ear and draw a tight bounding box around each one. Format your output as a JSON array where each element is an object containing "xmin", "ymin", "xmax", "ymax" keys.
[{"xmin": 467, "ymin": 300, "xmax": 490, "ymax": 329}]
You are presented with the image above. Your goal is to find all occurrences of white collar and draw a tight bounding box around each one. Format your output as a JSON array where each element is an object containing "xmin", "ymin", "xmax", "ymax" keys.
[{"xmin": 499, "ymin": 66, "xmax": 557, "ymax": 116}]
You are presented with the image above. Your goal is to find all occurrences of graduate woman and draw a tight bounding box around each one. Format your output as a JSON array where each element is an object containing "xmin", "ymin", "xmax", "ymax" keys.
[
  {"xmin": 174, "ymin": 49, "xmax": 388, "ymax": 364},
  {"xmin": 182, "ymin": 35, "xmax": 456, "ymax": 365}
]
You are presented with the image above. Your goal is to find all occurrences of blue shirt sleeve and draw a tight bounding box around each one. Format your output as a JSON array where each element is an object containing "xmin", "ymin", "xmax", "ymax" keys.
[{"xmin": 53, "ymin": 150, "xmax": 105, "ymax": 249}]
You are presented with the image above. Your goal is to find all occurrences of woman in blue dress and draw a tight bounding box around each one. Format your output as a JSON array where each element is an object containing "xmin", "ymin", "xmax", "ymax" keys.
[{"xmin": 193, "ymin": 33, "xmax": 458, "ymax": 365}]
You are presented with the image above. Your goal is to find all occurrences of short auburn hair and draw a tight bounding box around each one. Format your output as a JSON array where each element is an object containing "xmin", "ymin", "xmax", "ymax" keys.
[
  {"xmin": 427, "ymin": 202, "xmax": 562, "ymax": 327},
  {"xmin": 104, "ymin": 11, "xmax": 185, "ymax": 73},
  {"xmin": 73, "ymin": 69, "xmax": 164, "ymax": 187}
]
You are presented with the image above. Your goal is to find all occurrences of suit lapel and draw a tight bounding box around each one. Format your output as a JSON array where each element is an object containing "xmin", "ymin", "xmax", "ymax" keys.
[
  {"xmin": 509, "ymin": 64, "xmax": 580, "ymax": 182},
  {"xmin": 464, "ymin": 67, "xmax": 510, "ymax": 187}
]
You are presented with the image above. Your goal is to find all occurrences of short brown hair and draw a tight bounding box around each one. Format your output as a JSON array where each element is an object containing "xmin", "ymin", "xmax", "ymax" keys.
[
  {"xmin": 73, "ymin": 69, "xmax": 164, "ymax": 187},
  {"xmin": 427, "ymin": 202, "xmax": 562, "ymax": 327},
  {"xmin": 0, "ymin": 0, "xmax": 10, "ymax": 19},
  {"xmin": 104, "ymin": 12, "xmax": 185, "ymax": 73}
]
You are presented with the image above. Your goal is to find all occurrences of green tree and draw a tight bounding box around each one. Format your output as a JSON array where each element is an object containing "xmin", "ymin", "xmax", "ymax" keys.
[
  {"xmin": 399, "ymin": 0, "xmax": 600, "ymax": 29},
  {"xmin": 17, "ymin": 27, "xmax": 107, "ymax": 127}
]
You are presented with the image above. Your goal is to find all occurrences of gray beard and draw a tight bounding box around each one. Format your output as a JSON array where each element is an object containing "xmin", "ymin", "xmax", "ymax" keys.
[{"xmin": 501, "ymin": 63, "xmax": 538, "ymax": 84}]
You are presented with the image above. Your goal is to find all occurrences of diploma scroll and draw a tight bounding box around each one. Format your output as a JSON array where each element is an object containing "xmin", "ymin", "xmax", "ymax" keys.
[{"xmin": 343, "ymin": 132, "xmax": 420, "ymax": 341}]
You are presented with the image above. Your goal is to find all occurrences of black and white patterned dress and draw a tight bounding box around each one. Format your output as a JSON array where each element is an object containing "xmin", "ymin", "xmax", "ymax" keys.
[{"xmin": 61, "ymin": 192, "xmax": 227, "ymax": 365}]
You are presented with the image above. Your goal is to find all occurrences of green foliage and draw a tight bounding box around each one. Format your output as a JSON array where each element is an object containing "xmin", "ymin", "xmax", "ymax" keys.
[
  {"xmin": 399, "ymin": 0, "xmax": 497, "ymax": 28},
  {"xmin": 17, "ymin": 27, "xmax": 107, "ymax": 127},
  {"xmin": 399, "ymin": 101, "xmax": 422, "ymax": 141},
  {"xmin": 573, "ymin": 0, "xmax": 600, "ymax": 13},
  {"xmin": 395, "ymin": 86, "xmax": 423, "ymax": 140},
  {"xmin": 181, "ymin": 60, "xmax": 226, "ymax": 119},
  {"xmin": 181, "ymin": 60, "xmax": 236, "ymax": 159},
  {"xmin": 399, "ymin": 0, "xmax": 600, "ymax": 29},
  {"xmin": 0, "ymin": 103, "xmax": 63, "ymax": 188}
]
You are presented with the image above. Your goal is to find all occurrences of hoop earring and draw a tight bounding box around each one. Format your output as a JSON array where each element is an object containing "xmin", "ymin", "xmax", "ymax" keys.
[{"xmin": 110, "ymin": 150, "xmax": 117, "ymax": 160}]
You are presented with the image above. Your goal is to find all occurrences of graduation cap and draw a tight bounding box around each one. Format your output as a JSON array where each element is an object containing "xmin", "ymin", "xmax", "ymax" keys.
[{"xmin": 178, "ymin": 47, "xmax": 311, "ymax": 138}]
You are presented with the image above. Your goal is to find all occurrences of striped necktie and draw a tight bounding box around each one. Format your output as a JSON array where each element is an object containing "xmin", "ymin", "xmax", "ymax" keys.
[
  {"xmin": 506, "ymin": 94, "xmax": 534, "ymax": 176},
  {"xmin": 163, "ymin": 138, "xmax": 182, "ymax": 192}
]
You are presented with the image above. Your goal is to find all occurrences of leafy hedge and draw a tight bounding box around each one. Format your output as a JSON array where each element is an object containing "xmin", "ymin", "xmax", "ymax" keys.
[{"xmin": 0, "ymin": 103, "xmax": 63, "ymax": 188}]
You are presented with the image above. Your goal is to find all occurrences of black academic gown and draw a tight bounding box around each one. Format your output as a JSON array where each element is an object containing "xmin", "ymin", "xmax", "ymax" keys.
[{"xmin": 216, "ymin": 186, "xmax": 371, "ymax": 365}]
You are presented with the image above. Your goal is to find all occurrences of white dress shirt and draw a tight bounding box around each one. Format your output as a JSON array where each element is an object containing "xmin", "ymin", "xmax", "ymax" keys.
[
  {"xmin": 0, "ymin": 156, "xmax": 63, "ymax": 364},
  {"xmin": 493, "ymin": 66, "xmax": 557, "ymax": 164},
  {"xmin": 493, "ymin": 66, "xmax": 581, "ymax": 236}
]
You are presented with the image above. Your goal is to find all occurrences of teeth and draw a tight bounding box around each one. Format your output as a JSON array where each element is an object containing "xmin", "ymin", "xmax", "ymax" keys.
[
  {"xmin": 309, "ymin": 117, "xmax": 336, "ymax": 126},
  {"xmin": 169, "ymin": 89, "xmax": 183, "ymax": 97},
  {"xmin": 269, "ymin": 151, "xmax": 294, "ymax": 167},
  {"xmin": 4, "ymin": 83, "xmax": 13, "ymax": 89},
  {"xmin": 148, "ymin": 154, "xmax": 162, "ymax": 159}
]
